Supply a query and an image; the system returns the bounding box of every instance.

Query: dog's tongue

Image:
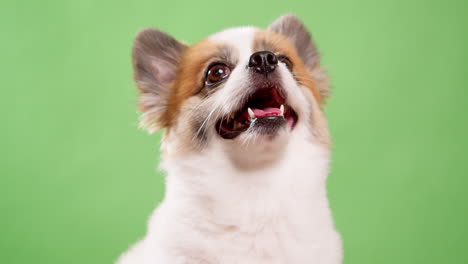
[252,107,281,117]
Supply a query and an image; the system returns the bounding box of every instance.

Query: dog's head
[132,15,331,164]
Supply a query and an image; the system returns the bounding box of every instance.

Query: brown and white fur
[117,14,342,264]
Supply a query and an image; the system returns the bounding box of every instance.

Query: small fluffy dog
[117,14,342,264]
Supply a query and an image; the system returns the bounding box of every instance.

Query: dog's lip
[216,87,298,139]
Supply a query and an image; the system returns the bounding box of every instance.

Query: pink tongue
[252,107,281,117]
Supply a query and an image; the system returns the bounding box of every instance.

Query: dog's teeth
[248,108,255,119]
[280,104,284,116]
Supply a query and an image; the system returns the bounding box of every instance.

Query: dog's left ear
[268,14,319,70]
[268,14,329,99]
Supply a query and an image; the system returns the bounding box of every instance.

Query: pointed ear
[268,14,330,100]
[268,14,319,70]
[132,28,187,132]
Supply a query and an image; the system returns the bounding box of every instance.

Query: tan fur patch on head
[253,30,324,105]
[161,40,231,128]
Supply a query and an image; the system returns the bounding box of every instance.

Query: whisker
[193,107,217,142]
[292,75,317,83]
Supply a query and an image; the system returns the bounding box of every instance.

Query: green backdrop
[1,0,467,263]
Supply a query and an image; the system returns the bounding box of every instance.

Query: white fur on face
[209,26,257,59]
[207,27,257,119]
[164,26,326,157]
[205,27,314,142]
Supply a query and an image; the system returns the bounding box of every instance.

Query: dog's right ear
[132,28,187,132]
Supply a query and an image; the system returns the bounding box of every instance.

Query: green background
[1,0,467,263]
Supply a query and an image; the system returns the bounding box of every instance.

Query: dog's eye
[205,63,231,86]
[277,55,293,71]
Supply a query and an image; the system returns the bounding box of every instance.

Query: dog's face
[133,15,330,163]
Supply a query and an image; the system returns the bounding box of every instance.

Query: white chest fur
[115,134,343,264]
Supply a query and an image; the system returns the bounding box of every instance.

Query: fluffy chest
[152,146,336,263]
[152,188,336,264]
[139,121,344,264]
[195,198,332,264]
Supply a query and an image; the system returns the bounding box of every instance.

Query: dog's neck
[159,128,331,230]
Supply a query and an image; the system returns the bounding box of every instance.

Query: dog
[117,14,342,264]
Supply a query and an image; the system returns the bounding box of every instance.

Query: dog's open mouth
[216,88,298,139]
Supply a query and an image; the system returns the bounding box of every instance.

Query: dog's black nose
[248,51,278,75]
